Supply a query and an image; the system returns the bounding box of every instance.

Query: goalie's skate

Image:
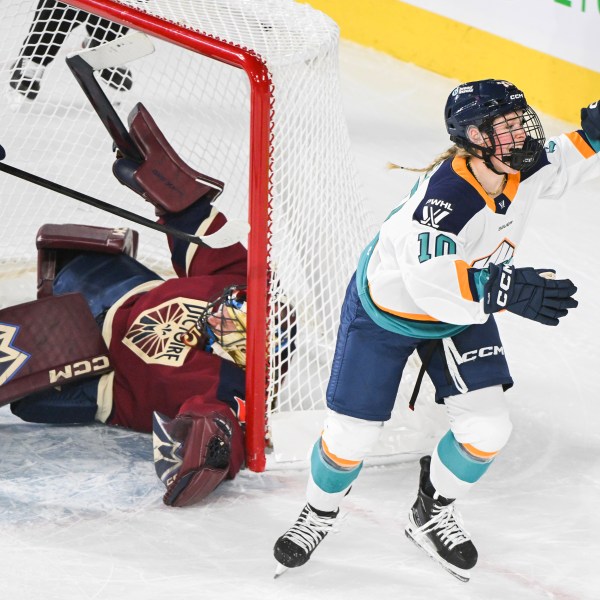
[405,456,478,583]
[9,58,44,101]
[273,503,338,575]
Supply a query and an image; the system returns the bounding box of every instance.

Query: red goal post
[54,0,273,472]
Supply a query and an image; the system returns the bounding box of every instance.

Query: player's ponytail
[387,145,470,174]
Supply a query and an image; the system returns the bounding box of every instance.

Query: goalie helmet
[182,285,248,367]
[182,284,297,370]
[444,79,545,171]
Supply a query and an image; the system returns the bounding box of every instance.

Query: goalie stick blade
[66,31,155,70]
[200,220,249,248]
[66,53,142,162]
[404,527,471,583]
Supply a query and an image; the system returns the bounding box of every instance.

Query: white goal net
[0,0,444,470]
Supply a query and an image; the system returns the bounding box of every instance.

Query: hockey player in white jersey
[273,79,600,581]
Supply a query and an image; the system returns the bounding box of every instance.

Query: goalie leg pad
[53,253,161,320]
[152,403,244,507]
[36,223,139,298]
[113,103,224,215]
[0,293,111,407]
[11,377,100,424]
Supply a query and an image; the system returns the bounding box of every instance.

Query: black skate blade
[405,528,471,583]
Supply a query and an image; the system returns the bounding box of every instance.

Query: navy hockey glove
[483,263,578,326]
[581,101,600,142]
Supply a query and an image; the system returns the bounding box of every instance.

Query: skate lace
[283,506,338,554]
[416,503,471,549]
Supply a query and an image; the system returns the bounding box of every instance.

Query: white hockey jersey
[356,130,600,339]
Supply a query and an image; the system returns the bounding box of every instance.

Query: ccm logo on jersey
[496,265,513,307]
[48,355,110,384]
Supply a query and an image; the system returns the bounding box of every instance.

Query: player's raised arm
[581,100,600,150]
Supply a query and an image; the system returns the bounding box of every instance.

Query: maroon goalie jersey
[97,210,247,435]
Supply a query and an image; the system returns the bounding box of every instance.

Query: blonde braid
[387,145,470,173]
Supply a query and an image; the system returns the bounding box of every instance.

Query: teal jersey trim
[472,269,490,301]
[437,430,494,484]
[356,235,469,340]
[310,441,362,494]
[590,137,600,153]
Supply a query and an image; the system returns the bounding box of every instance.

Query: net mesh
[0,0,443,465]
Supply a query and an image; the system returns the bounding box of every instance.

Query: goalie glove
[152,407,243,507]
[483,263,578,326]
[581,100,600,144]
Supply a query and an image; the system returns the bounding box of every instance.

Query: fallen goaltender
[0,85,257,506]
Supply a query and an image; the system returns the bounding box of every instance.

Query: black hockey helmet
[444,79,545,171]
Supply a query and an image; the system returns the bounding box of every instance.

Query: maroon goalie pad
[117,103,224,215]
[36,223,139,298]
[0,293,111,407]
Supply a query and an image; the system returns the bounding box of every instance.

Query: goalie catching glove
[152,400,244,507]
[482,263,578,326]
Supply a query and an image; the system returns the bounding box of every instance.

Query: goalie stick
[65,32,154,162]
[0,159,248,249]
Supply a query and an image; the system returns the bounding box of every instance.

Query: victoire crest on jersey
[0,323,30,385]
[123,297,209,366]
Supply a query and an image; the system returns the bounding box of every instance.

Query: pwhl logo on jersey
[123,297,209,366]
[0,323,30,385]
[420,199,452,229]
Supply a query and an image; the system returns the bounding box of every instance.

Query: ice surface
[1,41,599,599]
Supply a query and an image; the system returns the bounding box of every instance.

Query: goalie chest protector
[0,293,111,406]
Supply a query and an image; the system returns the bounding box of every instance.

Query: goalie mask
[444,79,546,172]
[183,285,248,367]
[182,284,297,371]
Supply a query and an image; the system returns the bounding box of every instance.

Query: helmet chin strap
[469,124,509,175]
[462,140,507,175]
[482,154,507,175]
